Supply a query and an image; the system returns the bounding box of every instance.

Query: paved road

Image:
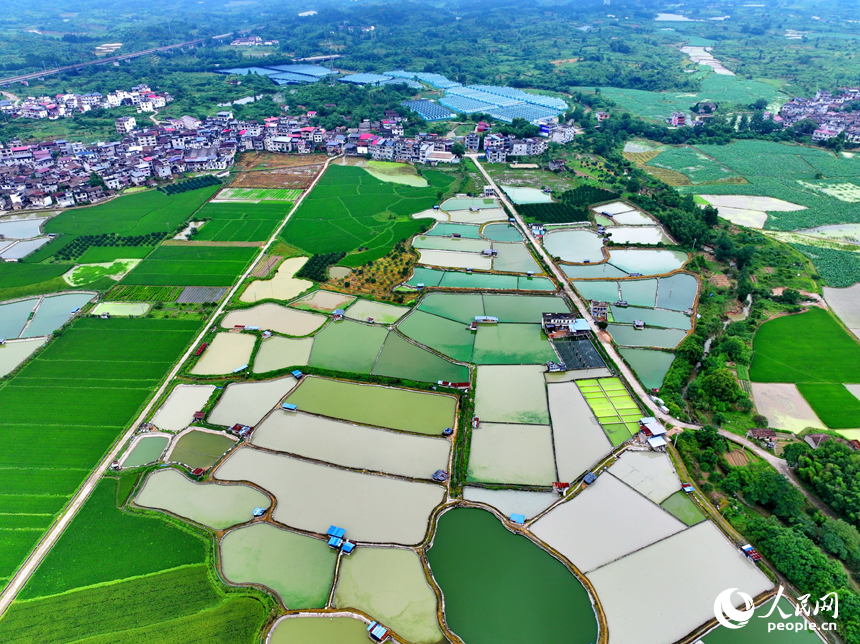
[468,154,698,429]
[0,156,338,617]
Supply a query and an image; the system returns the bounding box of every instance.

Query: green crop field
[797,383,860,429]
[120,245,257,286]
[750,308,860,383]
[219,187,302,201]
[280,165,455,266]
[574,73,782,122]
[106,285,182,302]
[0,565,269,643]
[0,263,71,300]
[0,318,199,587]
[192,201,291,242]
[20,479,206,599]
[75,245,155,263]
[44,187,218,238]
[646,147,742,185]
[789,244,860,288]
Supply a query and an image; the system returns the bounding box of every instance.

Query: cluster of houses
[779,88,860,143]
[229,36,279,47]
[0,100,582,210]
[0,83,173,120]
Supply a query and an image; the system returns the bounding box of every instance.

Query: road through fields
[0,155,339,617]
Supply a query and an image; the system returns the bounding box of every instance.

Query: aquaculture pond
[426,508,598,644]
[253,336,313,373]
[209,376,298,427]
[0,298,37,339]
[412,236,488,253]
[284,377,457,435]
[120,435,169,467]
[562,263,628,279]
[371,332,469,383]
[492,244,541,274]
[334,548,445,644]
[618,348,676,390]
[190,332,255,375]
[220,522,336,609]
[90,302,151,317]
[241,256,312,302]
[543,230,605,263]
[269,616,370,644]
[607,226,675,245]
[151,384,216,432]
[251,411,450,479]
[501,186,552,204]
[426,222,482,238]
[222,303,325,336]
[607,249,687,275]
[309,320,387,374]
[21,293,95,338]
[482,223,523,242]
[290,289,355,313]
[345,299,409,324]
[167,430,237,470]
[700,598,822,644]
[406,267,555,291]
[135,468,269,529]
[610,306,691,329]
[0,338,43,377]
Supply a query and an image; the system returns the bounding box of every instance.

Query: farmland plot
[193,201,291,242]
[122,245,256,287]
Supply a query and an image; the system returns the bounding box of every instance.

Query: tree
[451,143,466,158]
[88,172,105,188]
[700,368,743,403]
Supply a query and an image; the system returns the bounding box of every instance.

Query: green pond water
[269,616,370,644]
[493,244,541,273]
[412,236,489,252]
[122,436,169,467]
[427,508,598,644]
[618,348,675,390]
[170,431,236,469]
[608,249,688,275]
[22,293,94,338]
[399,310,475,363]
[701,598,822,644]
[473,324,556,364]
[657,273,699,311]
[482,224,523,242]
[618,279,658,307]
[372,332,469,383]
[0,298,37,339]
[309,319,388,374]
[543,230,605,263]
[482,294,567,322]
[285,377,456,434]
[608,325,687,349]
[407,267,553,291]
[610,306,691,329]
[571,280,619,302]
[220,523,335,609]
[419,292,485,324]
[501,186,553,204]
[660,490,705,526]
[441,197,497,211]
[426,222,482,239]
[563,263,628,279]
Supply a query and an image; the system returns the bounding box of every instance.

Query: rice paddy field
[280,165,454,266]
[192,201,292,242]
[121,245,257,287]
[0,317,199,587]
[44,187,218,237]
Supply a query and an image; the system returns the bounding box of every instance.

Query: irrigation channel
[0,155,344,617]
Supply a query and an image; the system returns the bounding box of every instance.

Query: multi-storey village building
[779,88,860,143]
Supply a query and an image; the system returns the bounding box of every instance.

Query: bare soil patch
[236,152,327,171]
[725,450,749,466]
[231,164,322,189]
[709,273,730,288]
[252,254,283,278]
[550,58,581,66]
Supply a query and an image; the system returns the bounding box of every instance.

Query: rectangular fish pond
[119,434,170,468]
[406,267,555,291]
[284,376,457,435]
[166,429,237,470]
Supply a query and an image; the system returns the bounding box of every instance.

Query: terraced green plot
[577,378,641,445]
[193,201,291,242]
[0,318,199,587]
[121,245,257,286]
